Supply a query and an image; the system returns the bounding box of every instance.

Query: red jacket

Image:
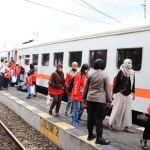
[26,76,32,86]
[65,70,78,95]
[10,64,16,75]
[32,71,37,82]
[48,86,64,96]
[71,74,87,101]
[148,105,150,115]
[4,68,10,79]
[16,65,21,76]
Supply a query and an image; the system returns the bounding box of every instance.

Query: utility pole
[142,0,146,19]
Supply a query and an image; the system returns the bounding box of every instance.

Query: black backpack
[20,66,25,74]
[67,77,74,93]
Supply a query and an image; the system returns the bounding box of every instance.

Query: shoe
[33,95,36,97]
[108,124,113,130]
[69,114,74,123]
[26,97,31,99]
[140,139,148,150]
[73,121,82,127]
[49,110,52,115]
[95,138,110,145]
[87,134,96,141]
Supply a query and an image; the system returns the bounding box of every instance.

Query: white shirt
[0,63,5,73]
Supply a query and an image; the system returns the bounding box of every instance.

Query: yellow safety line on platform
[25,106,38,110]
[55,122,75,130]
[2,92,11,96]
[38,113,53,119]
[8,96,17,99]
[16,100,26,104]
[79,135,96,147]
[0,91,5,93]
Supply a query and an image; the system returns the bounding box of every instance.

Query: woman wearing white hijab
[108,59,135,132]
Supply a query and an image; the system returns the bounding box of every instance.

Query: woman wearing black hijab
[83,59,112,145]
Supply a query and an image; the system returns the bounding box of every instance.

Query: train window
[25,55,30,65]
[69,52,82,67]
[32,54,39,65]
[117,48,142,71]
[42,53,50,66]
[89,50,107,69]
[54,53,63,66]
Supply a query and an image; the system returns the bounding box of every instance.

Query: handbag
[11,76,16,83]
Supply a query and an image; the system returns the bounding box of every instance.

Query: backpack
[20,66,25,74]
[67,77,74,93]
[113,71,124,88]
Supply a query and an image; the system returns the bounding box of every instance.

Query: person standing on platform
[83,59,112,145]
[10,61,16,86]
[48,63,65,118]
[65,62,78,116]
[0,59,5,90]
[108,59,135,132]
[26,72,32,99]
[31,68,37,97]
[3,63,10,90]
[70,64,90,127]
[16,62,21,84]
[140,105,150,150]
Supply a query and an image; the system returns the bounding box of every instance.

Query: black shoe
[87,134,96,141]
[33,95,36,97]
[26,97,31,99]
[95,138,110,145]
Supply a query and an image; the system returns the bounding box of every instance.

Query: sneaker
[26,97,31,99]
[87,134,96,141]
[33,95,36,97]
[95,138,110,145]
[73,121,82,127]
[69,114,74,123]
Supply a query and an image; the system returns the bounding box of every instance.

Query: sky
[0,0,150,49]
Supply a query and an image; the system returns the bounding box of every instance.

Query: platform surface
[3,86,150,150]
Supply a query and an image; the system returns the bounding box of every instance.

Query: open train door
[14,51,18,63]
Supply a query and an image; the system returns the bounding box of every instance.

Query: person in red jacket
[16,62,21,84]
[48,63,65,118]
[10,61,16,86]
[140,105,150,149]
[32,70,37,97]
[26,72,32,99]
[65,62,78,116]
[3,65,10,90]
[70,64,90,127]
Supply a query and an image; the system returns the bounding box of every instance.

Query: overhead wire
[79,0,121,23]
[24,0,113,25]
[100,0,141,19]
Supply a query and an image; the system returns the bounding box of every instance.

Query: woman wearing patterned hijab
[108,59,135,132]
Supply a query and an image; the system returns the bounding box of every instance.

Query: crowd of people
[0,57,149,148]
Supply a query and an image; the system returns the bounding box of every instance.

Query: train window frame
[41,53,50,66]
[117,48,143,71]
[54,52,63,66]
[69,51,82,67]
[32,54,39,65]
[89,50,107,69]
[24,55,30,65]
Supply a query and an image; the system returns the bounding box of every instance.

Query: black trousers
[3,78,9,89]
[143,115,150,139]
[87,101,106,138]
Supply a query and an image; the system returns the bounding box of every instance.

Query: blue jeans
[17,75,20,83]
[72,100,84,123]
[0,73,4,89]
[26,86,31,97]
[78,101,84,119]
[65,96,74,114]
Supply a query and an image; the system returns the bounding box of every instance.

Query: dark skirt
[143,115,150,139]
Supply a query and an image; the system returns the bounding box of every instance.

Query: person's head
[33,62,37,66]
[30,64,34,69]
[16,61,19,66]
[94,59,105,70]
[72,62,78,71]
[80,63,90,75]
[1,59,4,63]
[123,59,132,69]
[56,63,63,72]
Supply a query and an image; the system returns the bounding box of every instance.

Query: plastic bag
[46,95,53,109]
[11,76,16,83]
[30,85,35,95]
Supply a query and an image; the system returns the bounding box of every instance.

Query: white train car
[3,21,150,116]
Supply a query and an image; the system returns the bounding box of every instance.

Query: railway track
[0,120,26,150]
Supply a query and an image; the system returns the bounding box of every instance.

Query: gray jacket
[83,69,112,104]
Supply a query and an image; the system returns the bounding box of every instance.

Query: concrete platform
[0,86,149,150]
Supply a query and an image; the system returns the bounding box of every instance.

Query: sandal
[108,124,113,130]
[140,139,148,150]
[55,114,61,118]
[49,110,52,115]
[124,127,134,133]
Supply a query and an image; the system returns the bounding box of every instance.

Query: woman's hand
[108,103,112,108]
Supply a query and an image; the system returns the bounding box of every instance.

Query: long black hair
[94,59,105,70]
[80,63,90,75]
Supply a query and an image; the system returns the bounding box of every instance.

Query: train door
[14,51,17,62]
[8,52,10,62]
